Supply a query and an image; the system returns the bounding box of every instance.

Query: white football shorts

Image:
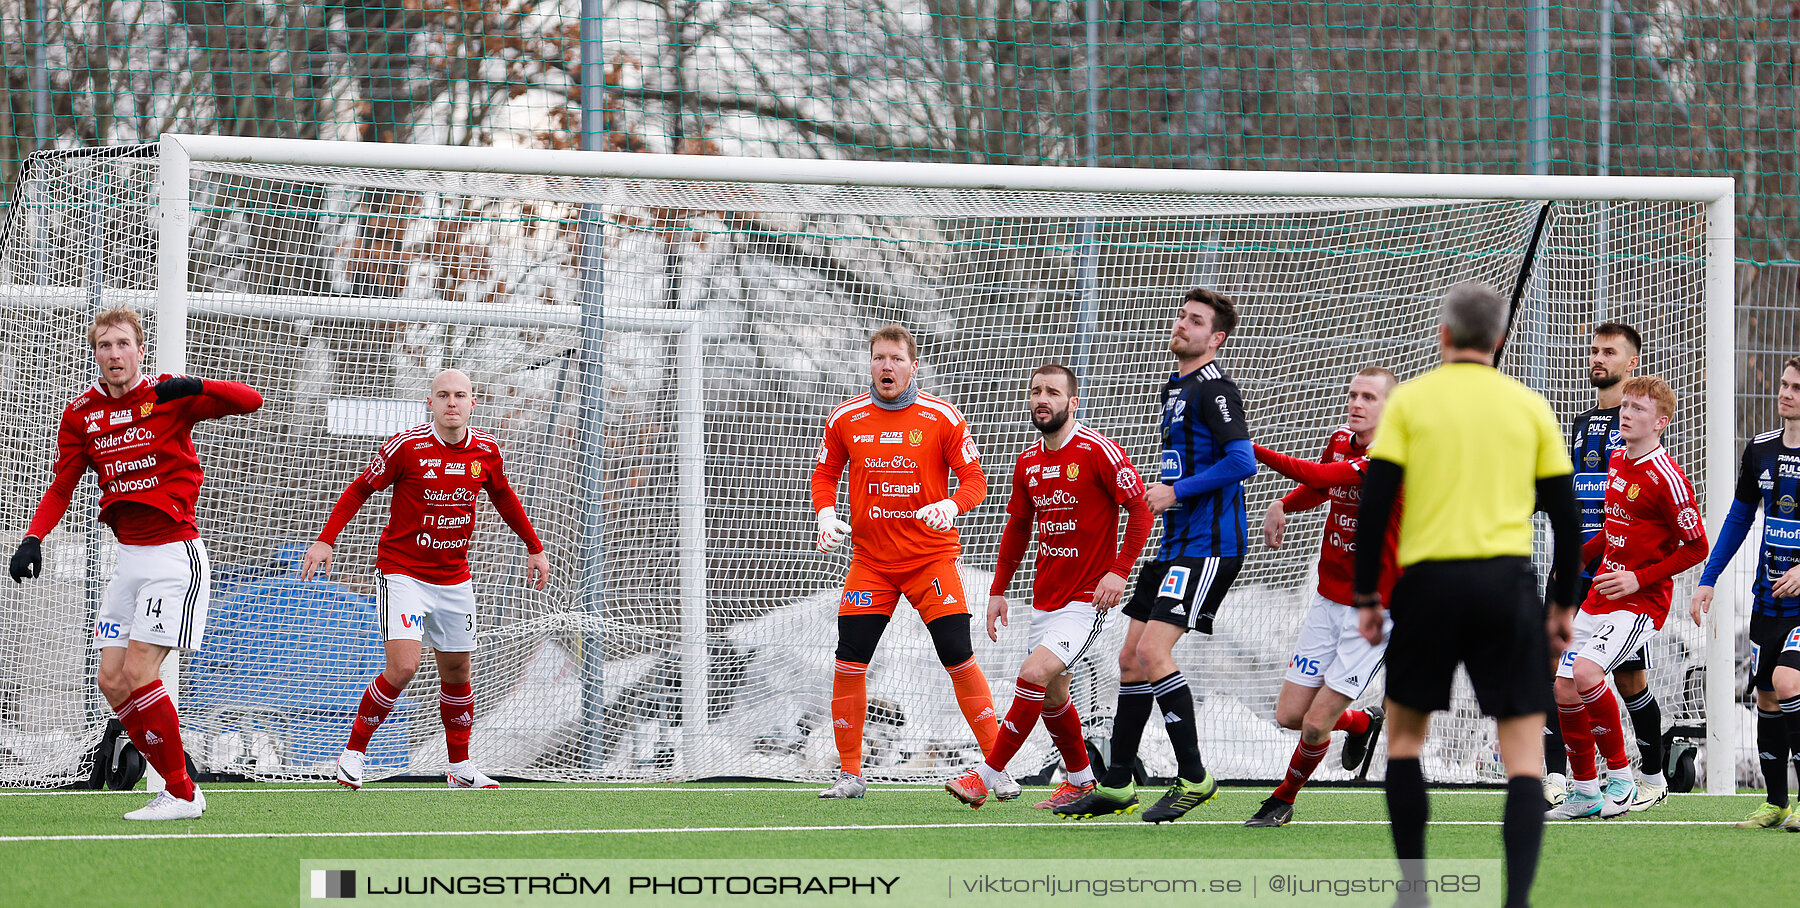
[1557,608,1657,679]
[1027,602,1111,674]
[1283,593,1389,698]
[95,539,211,652]
[379,571,478,653]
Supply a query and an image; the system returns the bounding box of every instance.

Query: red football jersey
[318,424,544,585]
[810,392,986,567]
[27,375,264,545]
[1260,427,1401,606]
[992,424,1151,611]
[1580,446,1708,628]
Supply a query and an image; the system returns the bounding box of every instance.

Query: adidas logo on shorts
[1170,604,1186,615]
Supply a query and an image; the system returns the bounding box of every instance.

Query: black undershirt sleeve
[1537,473,1580,609]
[1353,458,1402,599]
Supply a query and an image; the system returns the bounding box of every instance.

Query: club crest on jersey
[1780,494,1796,516]
[139,402,155,417]
[470,461,482,479]
[1118,467,1136,490]
[1626,483,1640,501]
[1066,463,1079,480]
[908,429,922,446]
[1584,449,1601,469]
[1677,507,1700,532]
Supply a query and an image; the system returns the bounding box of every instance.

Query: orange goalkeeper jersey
[811,392,987,567]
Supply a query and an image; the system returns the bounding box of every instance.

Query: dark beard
[1032,407,1070,435]
[1590,371,1623,390]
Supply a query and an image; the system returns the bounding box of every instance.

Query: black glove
[154,376,204,403]
[10,537,42,583]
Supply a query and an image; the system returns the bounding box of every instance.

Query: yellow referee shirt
[1368,362,1572,566]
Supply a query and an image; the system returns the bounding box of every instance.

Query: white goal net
[0,138,1733,790]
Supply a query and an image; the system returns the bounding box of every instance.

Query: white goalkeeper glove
[916,498,960,533]
[816,507,852,553]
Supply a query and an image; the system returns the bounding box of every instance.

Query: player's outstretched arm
[1352,458,1402,644]
[1253,443,1364,491]
[159,376,264,417]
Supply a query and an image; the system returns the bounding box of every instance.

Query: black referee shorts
[1385,556,1553,719]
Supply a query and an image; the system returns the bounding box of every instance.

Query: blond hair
[88,308,145,347]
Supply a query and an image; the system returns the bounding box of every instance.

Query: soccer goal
[0,136,1735,793]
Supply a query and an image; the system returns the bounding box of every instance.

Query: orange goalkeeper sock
[831,660,868,777]
[946,657,999,756]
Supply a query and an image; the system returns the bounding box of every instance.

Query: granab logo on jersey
[422,513,471,529]
[1041,519,1078,534]
[867,481,921,496]
[102,453,157,478]
[908,429,923,446]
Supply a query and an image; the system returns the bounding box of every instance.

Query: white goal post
[0,134,1735,794]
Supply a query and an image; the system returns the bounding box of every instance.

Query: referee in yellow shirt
[1352,281,1580,908]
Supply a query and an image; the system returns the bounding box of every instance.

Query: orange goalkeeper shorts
[838,556,970,624]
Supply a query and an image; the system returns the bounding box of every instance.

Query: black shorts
[1749,612,1800,692]
[1123,556,1243,635]
[1385,557,1553,719]
[1574,573,1650,673]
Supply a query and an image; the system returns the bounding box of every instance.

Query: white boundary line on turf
[0,786,1731,797]
[0,818,1743,843]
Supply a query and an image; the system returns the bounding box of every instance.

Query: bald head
[428,369,477,439]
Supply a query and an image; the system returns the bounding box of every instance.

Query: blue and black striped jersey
[1570,405,1624,576]
[1155,361,1251,559]
[1734,430,1800,619]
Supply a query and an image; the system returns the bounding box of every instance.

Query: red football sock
[440,681,474,764]
[1041,699,1090,774]
[346,673,403,753]
[984,679,1045,773]
[1272,738,1330,803]
[831,660,868,777]
[1333,709,1371,736]
[1558,700,1599,782]
[1580,682,1631,772]
[123,682,195,801]
[946,657,999,756]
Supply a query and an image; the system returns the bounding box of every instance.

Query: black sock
[1758,709,1790,807]
[1102,682,1155,788]
[1623,687,1663,776]
[1151,671,1205,781]
[1782,695,1800,795]
[1542,720,1566,775]
[1502,776,1546,908]
[1384,757,1428,861]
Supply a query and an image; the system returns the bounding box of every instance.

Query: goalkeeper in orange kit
[809,324,1006,799]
